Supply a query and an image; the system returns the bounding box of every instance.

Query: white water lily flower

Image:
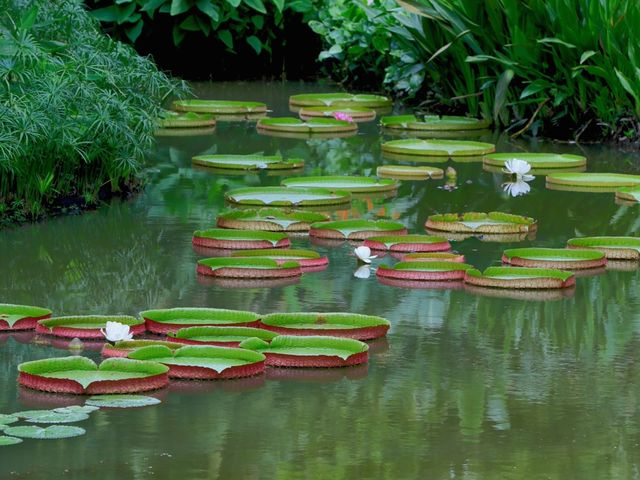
[502,179,531,197]
[503,159,535,182]
[354,265,372,279]
[354,246,377,263]
[100,321,133,343]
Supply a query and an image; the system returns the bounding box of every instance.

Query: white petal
[354,246,373,263]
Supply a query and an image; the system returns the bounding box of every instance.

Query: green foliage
[86,0,315,52]
[0,0,186,219]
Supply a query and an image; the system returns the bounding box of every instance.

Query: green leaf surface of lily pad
[240,335,368,360]
[86,395,161,408]
[173,99,267,114]
[0,436,23,446]
[381,139,495,157]
[281,176,398,193]
[225,187,352,207]
[4,425,86,439]
[484,152,586,169]
[217,209,329,231]
[0,414,18,425]
[192,154,303,171]
[381,115,490,131]
[140,308,260,327]
[546,172,640,188]
[198,257,300,272]
[289,93,391,108]
[376,165,444,179]
[169,326,277,343]
[0,303,52,328]
[258,117,357,133]
[23,412,89,424]
[192,228,289,245]
[310,219,406,237]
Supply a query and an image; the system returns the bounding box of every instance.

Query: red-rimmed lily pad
[363,234,451,253]
[18,356,169,394]
[141,307,261,335]
[381,115,490,131]
[101,340,182,358]
[289,93,391,109]
[502,247,607,269]
[192,228,290,250]
[309,219,407,240]
[484,152,586,170]
[172,99,267,114]
[299,106,376,122]
[231,249,328,268]
[281,176,398,193]
[225,187,352,208]
[158,110,216,128]
[168,326,277,347]
[257,117,357,134]
[566,237,640,260]
[36,315,145,339]
[128,345,266,380]
[216,209,329,232]
[192,154,303,171]
[381,139,495,157]
[403,252,466,263]
[3,425,85,440]
[239,335,369,368]
[257,312,390,340]
[376,165,444,180]
[376,261,474,281]
[197,257,302,279]
[425,212,537,234]
[0,303,52,331]
[464,267,576,289]
[546,173,640,192]
[616,186,640,203]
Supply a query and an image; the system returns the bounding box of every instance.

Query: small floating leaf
[4,425,86,439]
[0,414,18,425]
[0,436,23,446]
[53,405,100,415]
[86,395,161,408]
[24,412,89,424]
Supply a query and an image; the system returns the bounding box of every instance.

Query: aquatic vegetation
[381,139,495,157]
[257,313,390,340]
[141,308,261,334]
[376,165,444,180]
[3,425,85,440]
[502,247,607,270]
[354,246,377,264]
[281,176,398,193]
[425,212,537,234]
[191,229,290,250]
[257,117,358,134]
[85,395,161,408]
[100,321,133,344]
[216,209,329,232]
[376,261,474,281]
[464,267,576,289]
[192,155,303,171]
[36,316,145,339]
[566,237,640,260]
[225,187,352,208]
[101,340,182,358]
[173,100,267,114]
[197,257,302,279]
[289,93,392,109]
[158,111,216,129]
[616,186,640,203]
[309,219,408,240]
[381,115,490,131]
[299,107,376,122]
[0,304,52,331]
[363,235,451,253]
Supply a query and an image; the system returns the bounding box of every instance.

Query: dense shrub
[0,0,186,220]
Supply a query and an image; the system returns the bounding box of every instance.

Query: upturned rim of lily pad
[363,234,451,252]
[225,186,352,207]
[403,252,466,263]
[155,126,216,137]
[281,176,399,193]
[566,236,640,260]
[289,93,392,108]
[425,212,537,234]
[192,228,290,250]
[464,266,576,289]
[0,303,52,331]
[299,106,376,121]
[140,307,261,335]
[172,99,267,114]
[546,172,640,188]
[18,356,169,394]
[380,115,491,131]
[381,139,496,157]
[197,257,302,279]
[615,186,640,203]
[158,110,217,128]
[258,312,390,341]
[127,345,266,380]
[376,261,474,281]
[484,152,586,169]
[376,165,444,180]
[168,326,277,346]
[191,154,304,171]
[239,335,369,367]
[216,208,329,232]
[257,117,358,133]
[309,219,407,240]
[502,247,607,269]
[101,339,182,358]
[36,315,144,339]
[231,248,328,268]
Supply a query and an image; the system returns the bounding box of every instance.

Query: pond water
[1,82,640,479]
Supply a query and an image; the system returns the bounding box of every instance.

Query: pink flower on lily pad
[333,112,354,123]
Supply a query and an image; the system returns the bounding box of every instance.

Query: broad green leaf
[243,0,267,14]
[247,36,262,55]
[90,6,119,22]
[218,29,233,49]
[179,14,200,31]
[172,24,186,45]
[170,0,192,16]
[520,80,549,99]
[493,69,514,122]
[271,0,284,12]
[226,0,241,6]
[196,0,219,21]
[580,50,597,64]
[20,6,38,29]
[125,20,144,42]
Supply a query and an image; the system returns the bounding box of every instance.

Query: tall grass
[0,0,186,220]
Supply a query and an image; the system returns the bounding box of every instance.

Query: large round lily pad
[36,315,145,339]
[18,356,169,394]
[168,326,277,347]
[616,186,640,203]
[231,248,328,268]
[239,335,369,367]
[173,99,267,114]
[101,339,182,358]
[403,252,466,263]
[281,176,398,193]
[546,173,640,192]
[381,115,490,131]
[3,425,85,439]
[197,257,302,279]
[257,117,357,134]
[289,93,391,108]
[567,236,640,260]
[0,303,52,331]
[363,234,450,253]
[484,152,586,170]
[192,154,303,171]
[128,345,266,380]
[158,110,216,128]
[192,228,290,250]
[464,267,575,289]
[258,312,390,340]
[225,187,352,208]
[376,261,474,281]
[381,139,495,157]
[299,106,376,122]
[141,307,260,335]
[309,219,407,240]
[376,165,444,180]
[502,247,607,269]
[85,395,161,408]
[217,209,329,232]
[425,212,537,234]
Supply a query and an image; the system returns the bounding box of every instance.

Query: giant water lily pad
[168,326,277,346]
[425,212,537,234]
[309,219,407,240]
[192,154,303,171]
[616,186,640,203]
[381,139,495,157]
[231,249,328,268]
[363,234,450,253]
[376,165,444,180]
[173,99,267,114]
[18,356,169,394]
[258,313,390,340]
[239,335,369,367]
[141,307,260,335]
[281,176,398,193]
[257,117,357,134]
[225,187,352,207]
[158,110,216,128]
[484,152,586,170]
[299,106,376,121]
[192,228,290,250]
[128,345,266,379]
[3,425,85,439]
[0,435,22,446]
[36,315,145,339]
[502,247,607,269]
[546,173,640,192]
[376,261,474,282]
[216,209,329,232]
[197,257,302,279]
[381,115,490,131]
[289,93,391,108]
[0,303,52,331]
[566,237,640,260]
[403,252,466,263]
[102,339,182,358]
[86,395,161,408]
[464,267,575,289]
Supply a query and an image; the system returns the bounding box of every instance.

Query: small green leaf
[580,50,596,64]
[246,36,262,54]
[226,0,241,6]
[243,0,266,14]
[170,0,192,16]
[86,395,161,408]
[90,6,119,22]
[196,0,219,21]
[172,24,186,45]
[494,69,514,122]
[179,14,200,31]
[218,29,233,49]
[271,0,284,12]
[125,20,144,42]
